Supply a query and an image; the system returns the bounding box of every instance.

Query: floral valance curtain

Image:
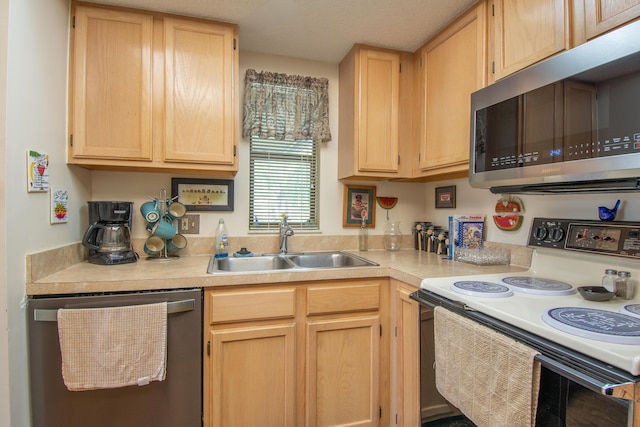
[242,69,332,143]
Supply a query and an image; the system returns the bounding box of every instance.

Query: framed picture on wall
[435,185,456,209]
[343,184,376,227]
[171,178,234,211]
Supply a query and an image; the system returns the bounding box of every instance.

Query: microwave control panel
[528,218,640,259]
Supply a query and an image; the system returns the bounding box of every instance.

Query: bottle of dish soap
[214,218,229,258]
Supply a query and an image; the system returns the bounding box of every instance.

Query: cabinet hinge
[207,341,210,356]
[69,134,73,147]
[233,38,237,50]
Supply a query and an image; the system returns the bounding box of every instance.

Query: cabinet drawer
[307,282,380,315]
[208,289,296,324]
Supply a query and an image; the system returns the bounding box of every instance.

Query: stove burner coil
[450,281,514,298]
[502,276,576,295]
[620,304,640,319]
[543,307,640,345]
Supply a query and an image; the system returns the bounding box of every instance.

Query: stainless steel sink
[207,251,378,274]
[286,252,378,268]
[208,255,295,273]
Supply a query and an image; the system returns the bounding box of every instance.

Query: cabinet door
[585,0,640,38]
[164,18,237,166]
[307,316,380,427]
[70,6,153,160]
[358,48,400,173]
[492,0,568,81]
[418,3,486,173]
[393,285,420,427]
[207,324,296,427]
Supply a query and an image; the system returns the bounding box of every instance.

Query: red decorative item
[376,197,398,220]
[492,195,524,231]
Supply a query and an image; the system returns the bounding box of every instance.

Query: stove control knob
[549,227,565,242]
[533,226,548,240]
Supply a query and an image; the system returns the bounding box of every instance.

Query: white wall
[93,51,427,240]
[0,0,9,424]
[423,177,640,246]
[3,0,92,425]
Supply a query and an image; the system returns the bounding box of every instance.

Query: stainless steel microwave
[470,20,640,194]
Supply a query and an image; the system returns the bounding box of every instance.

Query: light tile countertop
[26,248,530,296]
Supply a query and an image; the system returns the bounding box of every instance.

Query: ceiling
[81,0,477,63]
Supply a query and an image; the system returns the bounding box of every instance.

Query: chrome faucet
[279,214,294,254]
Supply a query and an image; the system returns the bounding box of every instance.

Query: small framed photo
[343,184,376,227]
[435,185,456,209]
[171,178,234,211]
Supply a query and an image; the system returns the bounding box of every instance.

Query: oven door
[411,289,635,427]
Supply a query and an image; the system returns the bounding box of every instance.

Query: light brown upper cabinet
[583,0,640,39]
[490,0,569,82]
[68,3,238,175]
[412,2,486,180]
[69,6,154,162]
[339,45,413,180]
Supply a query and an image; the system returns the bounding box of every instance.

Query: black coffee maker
[82,201,138,265]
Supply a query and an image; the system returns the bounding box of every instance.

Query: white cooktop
[421,248,640,376]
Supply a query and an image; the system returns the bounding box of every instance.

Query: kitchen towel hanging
[433,307,541,427]
[57,302,168,391]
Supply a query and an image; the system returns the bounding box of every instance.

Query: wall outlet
[180,214,200,234]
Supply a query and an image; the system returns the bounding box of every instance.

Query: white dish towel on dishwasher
[57,302,168,391]
[434,306,541,427]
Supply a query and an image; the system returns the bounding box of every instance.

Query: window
[243,69,330,232]
[249,138,319,231]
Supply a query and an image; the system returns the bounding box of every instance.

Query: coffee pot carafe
[82,201,138,265]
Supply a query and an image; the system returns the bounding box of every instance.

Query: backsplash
[27,237,532,283]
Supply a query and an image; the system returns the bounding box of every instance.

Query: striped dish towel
[57,302,168,391]
[434,306,541,427]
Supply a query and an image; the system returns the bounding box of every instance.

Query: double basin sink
[207,251,378,274]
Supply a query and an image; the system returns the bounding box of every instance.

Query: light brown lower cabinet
[208,324,296,426]
[392,281,421,426]
[204,279,386,427]
[391,280,459,425]
[307,316,380,426]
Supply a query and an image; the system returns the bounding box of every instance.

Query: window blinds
[249,138,319,231]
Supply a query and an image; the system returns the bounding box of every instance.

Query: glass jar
[602,268,618,292]
[383,221,403,251]
[615,271,635,300]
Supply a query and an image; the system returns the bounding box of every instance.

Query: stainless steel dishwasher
[28,288,202,427]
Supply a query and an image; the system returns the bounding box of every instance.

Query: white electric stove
[419,218,640,376]
[413,217,640,426]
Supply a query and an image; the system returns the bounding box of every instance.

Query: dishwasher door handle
[33,299,196,322]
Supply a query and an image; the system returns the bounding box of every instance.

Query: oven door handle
[536,354,635,399]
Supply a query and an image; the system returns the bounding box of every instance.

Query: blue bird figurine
[598,199,620,221]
